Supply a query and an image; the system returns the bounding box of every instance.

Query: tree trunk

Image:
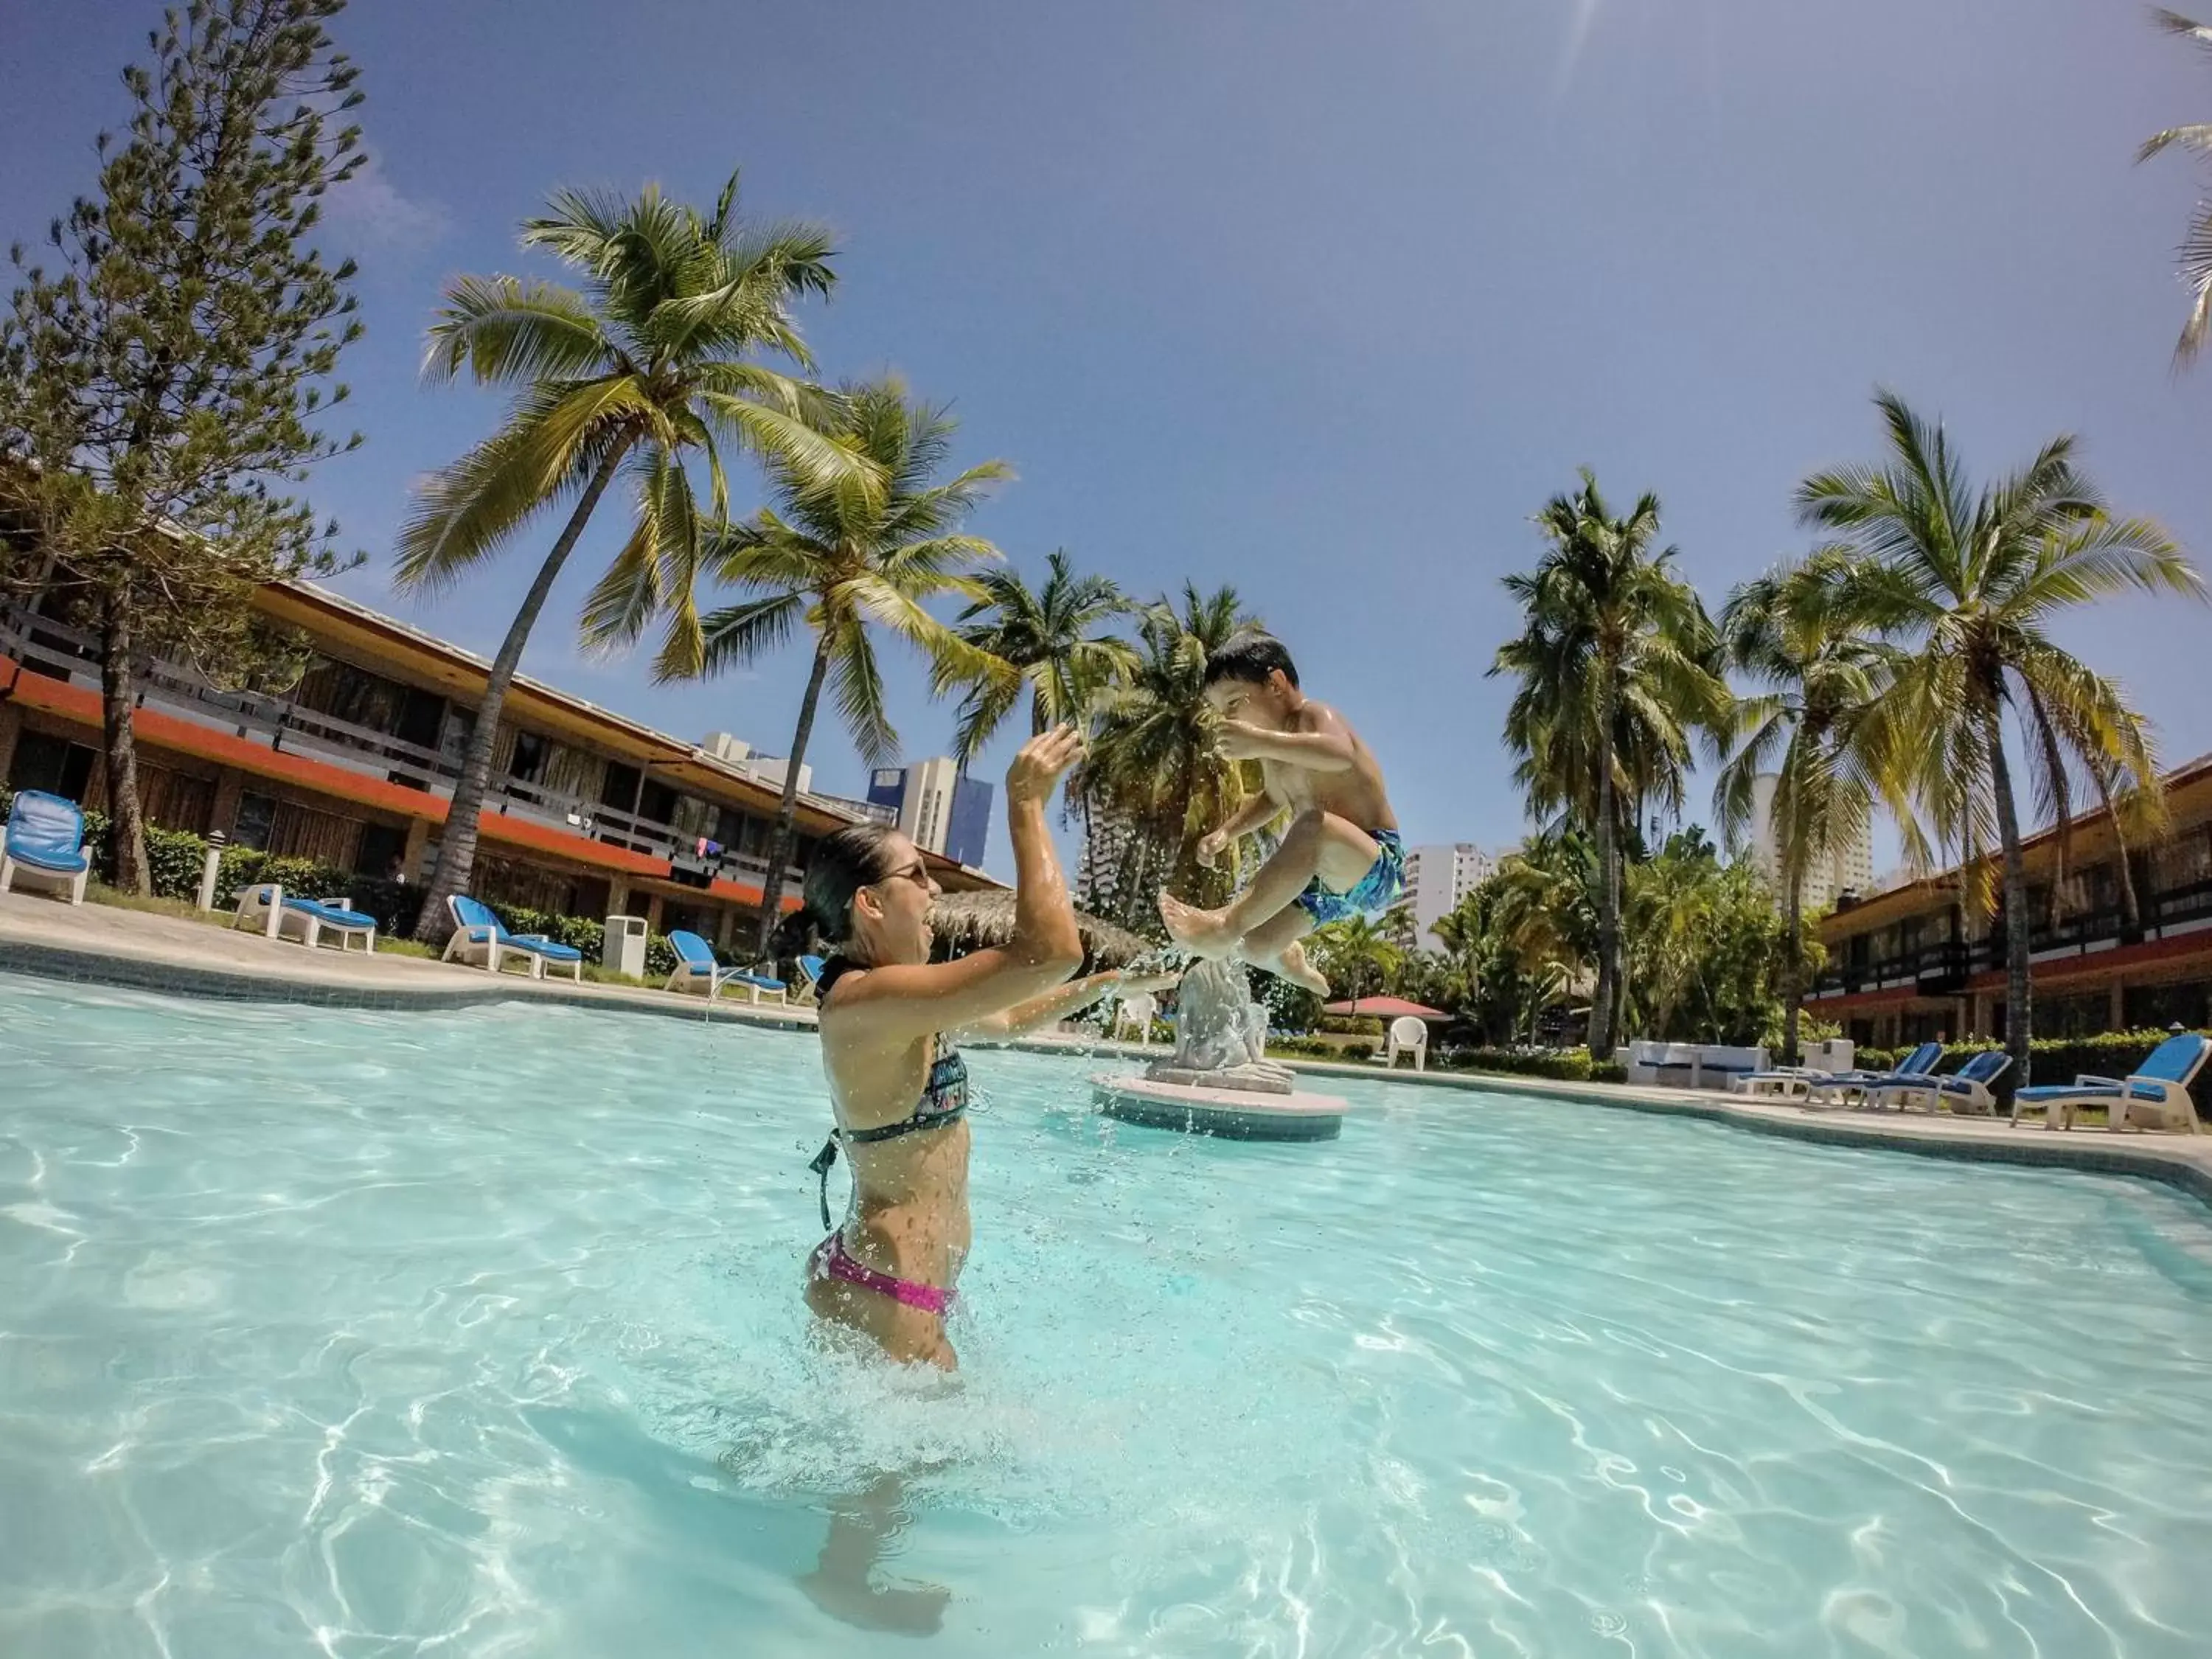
[1781,872,1804,1066]
[1987,714,2034,1089]
[751,627,836,958]
[97,587,151,897]
[1588,667,1623,1060]
[411,439,633,942]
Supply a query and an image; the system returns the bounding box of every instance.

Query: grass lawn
[86,884,231,925]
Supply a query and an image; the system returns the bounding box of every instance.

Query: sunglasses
[872,859,933,892]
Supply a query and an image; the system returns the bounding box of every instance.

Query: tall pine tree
[0,0,366,891]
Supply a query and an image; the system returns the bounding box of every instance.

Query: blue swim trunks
[1293,828,1405,927]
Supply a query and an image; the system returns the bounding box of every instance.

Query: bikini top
[807,955,972,1228]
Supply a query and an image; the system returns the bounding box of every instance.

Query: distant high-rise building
[1747,772,1875,911]
[1397,842,1495,948]
[866,757,995,866]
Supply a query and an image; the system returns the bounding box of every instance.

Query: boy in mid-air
[1158,635,1403,996]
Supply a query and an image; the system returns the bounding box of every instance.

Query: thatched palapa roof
[929,889,1152,967]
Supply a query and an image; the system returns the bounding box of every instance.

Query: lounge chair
[231,883,377,953]
[1803,1043,1944,1110]
[793,953,829,1007]
[2011,1032,2211,1134]
[664,930,787,1004]
[1872,1048,2012,1116]
[1109,991,1158,1043]
[1,789,91,905]
[441,895,584,981]
[1382,1015,1428,1071]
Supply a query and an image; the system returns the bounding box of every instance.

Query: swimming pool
[3,972,2211,1658]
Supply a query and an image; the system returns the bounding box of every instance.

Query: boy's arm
[1220,705,1359,771]
[1206,790,1284,846]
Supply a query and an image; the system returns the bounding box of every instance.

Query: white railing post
[197,831,226,912]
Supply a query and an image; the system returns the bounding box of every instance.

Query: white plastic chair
[1384,1015,1428,1071]
[1109,992,1157,1044]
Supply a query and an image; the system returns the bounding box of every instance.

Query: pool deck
[7,888,2211,1205]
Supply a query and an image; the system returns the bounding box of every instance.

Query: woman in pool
[801,724,1178,1369]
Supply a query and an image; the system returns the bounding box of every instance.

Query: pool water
[4,975,2212,1658]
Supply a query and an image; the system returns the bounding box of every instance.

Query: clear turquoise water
[4,973,2212,1658]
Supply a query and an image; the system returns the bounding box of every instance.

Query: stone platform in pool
[1091,1073,1348,1140]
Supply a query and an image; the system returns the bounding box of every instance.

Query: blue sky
[7,0,2211,880]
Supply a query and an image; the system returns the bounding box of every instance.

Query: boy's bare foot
[1158,892,1238,957]
[1276,939,1331,997]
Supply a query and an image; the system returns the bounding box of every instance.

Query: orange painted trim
[1965,930,2212,992]
[1801,987,1950,1015]
[475,810,669,877]
[6,664,673,883]
[9,667,443,818]
[706,873,804,914]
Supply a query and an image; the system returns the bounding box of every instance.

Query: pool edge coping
[9,935,2211,1211]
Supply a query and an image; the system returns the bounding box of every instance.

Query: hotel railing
[3,602,814,888]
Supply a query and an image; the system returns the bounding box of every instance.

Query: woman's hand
[1005,724,1083,810]
[1195,829,1228,869]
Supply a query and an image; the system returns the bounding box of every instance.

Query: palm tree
[1309,914,1402,1012]
[1798,392,2202,1085]
[1076,584,1261,925]
[395,173,852,940]
[2141,10,2212,365]
[661,378,1009,955]
[941,548,1135,764]
[1714,549,1905,1062]
[1487,830,1599,1043]
[1490,470,1733,1059]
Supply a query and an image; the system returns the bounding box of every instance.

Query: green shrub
[1318,1014,1385,1037]
[1439,1047,1599,1083]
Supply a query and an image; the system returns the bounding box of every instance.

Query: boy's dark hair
[1203,633,1299,689]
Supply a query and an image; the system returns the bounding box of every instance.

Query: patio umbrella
[1321,994,1447,1020]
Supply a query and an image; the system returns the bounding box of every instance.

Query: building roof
[254,580,1001,888]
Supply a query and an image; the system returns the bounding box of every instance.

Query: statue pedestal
[1092,959,1345,1141]
[1090,1074,1346,1141]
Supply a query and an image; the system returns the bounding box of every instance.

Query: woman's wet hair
[802,821,904,943]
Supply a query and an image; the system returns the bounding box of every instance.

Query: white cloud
[326,150,449,251]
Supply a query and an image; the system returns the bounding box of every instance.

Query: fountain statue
[1091,958,1346,1141]
[1141,957,1297,1093]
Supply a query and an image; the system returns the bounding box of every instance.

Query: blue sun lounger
[1801,1042,1944,1110]
[2011,1031,2210,1134]
[1,789,91,905]
[1871,1048,2012,1116]
[665,930,787,1004]
[232,883,378,952]
[442,895,584,981]
[793,953,829,1007]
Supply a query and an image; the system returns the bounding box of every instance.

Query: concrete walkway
[6,888,2211,1206]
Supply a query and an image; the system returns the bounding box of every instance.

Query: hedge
[1318,1013,1385,1037]
[1437,1047,1630,1086]
[1270,1036,1377,1062]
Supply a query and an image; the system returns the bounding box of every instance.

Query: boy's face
[1205,669,1295,729]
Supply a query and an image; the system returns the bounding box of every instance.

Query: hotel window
[507,728,549,786]
[6,730,96,801]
